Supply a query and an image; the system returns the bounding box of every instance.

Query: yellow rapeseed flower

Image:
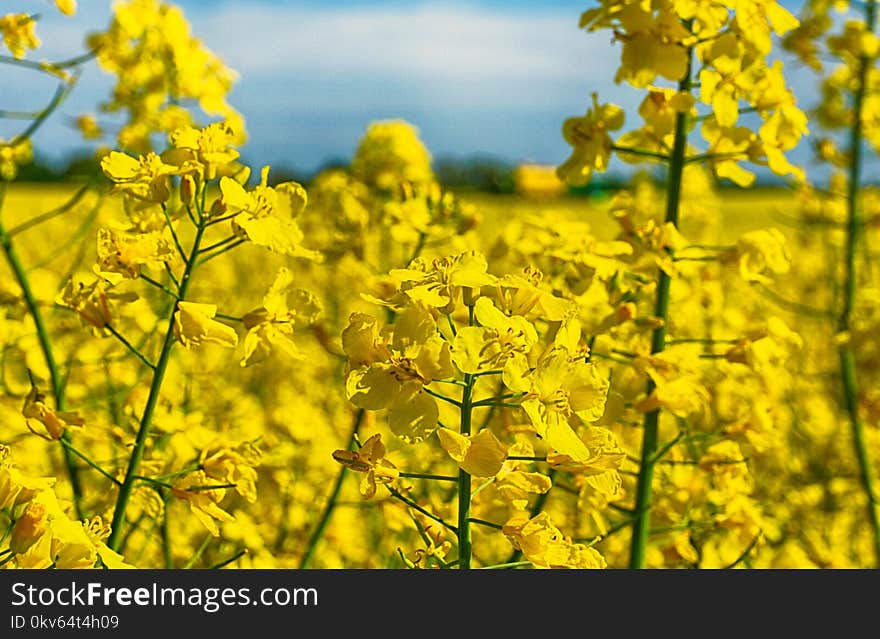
[173,301,239,349]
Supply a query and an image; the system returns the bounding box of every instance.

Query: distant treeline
[19,151,800,194]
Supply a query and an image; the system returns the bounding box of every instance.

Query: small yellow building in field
[513,163,567,198]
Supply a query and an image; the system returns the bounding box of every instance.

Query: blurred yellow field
[2,0,879,573]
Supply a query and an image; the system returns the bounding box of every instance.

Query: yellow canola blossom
[503,512,606,569]
[171,471,235,537]
[450,296,537,385]
[0,13,39,59]
[518,348,610,462]
[55,1,77,16]
[1,446,132,568]
[87,0,245,152]
[173,301,238,349]
[342,304,455,442]
[0,138,33,182]
[390,250,498,312]
[221,167,322,261]
[332,433,400,499]
[21,379,85,441]
[557,94,624,186]
[351,120,435,191]
[240,267,322,367]
[436,428,509,477]
[101,151,181,203]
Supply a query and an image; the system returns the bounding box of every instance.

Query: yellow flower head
[172,470,235,537]
[450,296,537,383]
[201,442,261,503]
[221,167,322,260]
[519,348,610,461]
[55,0,77,16]
[0,138,34,181]
[0,13,40,59]
[240,267,322,367]
[21,377,85,441]
[436,427,509,477]
[351,120,435,191]
[391,250,498,313]
[503,512,606,569]
[0,447,55,511]
[732,227,791,283]
[173,301,239,349]
[557,93,625,186]
[96,227,175,279]
[101,151,180,203]
[332,433,400,499]
[343,304,455,442]
[167,121,241,180]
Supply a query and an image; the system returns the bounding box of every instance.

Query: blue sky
[5,1,838,180]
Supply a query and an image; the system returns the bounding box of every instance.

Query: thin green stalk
[196,239,245,267]
[7,182,92,237]
[611,145,671,162]
[457,304,477,569]
[386,485,457,533]
[11,77,78,147]
[469,517,503,530]
[629,36,693,570]
[139,273,179,299]
[838,0,880,566]
[399,472,459,482]
[197,235,239,254]
[58,439,120,486]
[108,216,207,551]
[0,187,84,520]
[299,408,365,568]
[105,324,156,370]
[423,386,462,407]
[478,561,533,570]
[183,534,212,569]
[210,549,247,569]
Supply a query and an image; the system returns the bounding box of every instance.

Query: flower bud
[209,197,226,218]
[180,174,196,205]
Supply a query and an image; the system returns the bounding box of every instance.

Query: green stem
[423,386,461,407]
[457,305,476,569]
[629,35,693,570]
[139,273,179,299]
[299,408,364,568]
[386,485,457,534]
[7,182,92,238]
[105,324,156,370]
[108,215,207,550]
[58,439,120,486]
[183,535,212,569]
[0,187,84,520]
[472,392,525,407]
[210,549,247,569]
[399,472,459,482]
[468,517,503,530]
[611,145,671,162]
[11,77,78,147]
[195,239,245,267]
[839,0,880,567]
[478,561,533,570]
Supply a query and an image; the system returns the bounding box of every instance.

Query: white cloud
[19,1,624,169]
[191,3,599,81]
